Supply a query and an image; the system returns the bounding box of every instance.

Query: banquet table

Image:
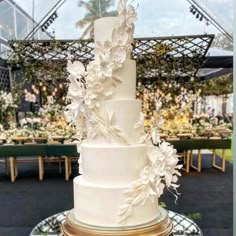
[0,144,79,182]
[0,139,231,182]
[167,138,231,173]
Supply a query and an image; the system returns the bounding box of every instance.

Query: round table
[30,210,202,236]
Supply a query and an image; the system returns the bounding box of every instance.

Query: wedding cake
[65,0,181,230]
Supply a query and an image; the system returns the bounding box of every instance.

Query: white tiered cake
[73,16,158,226]
[65,0,181,232]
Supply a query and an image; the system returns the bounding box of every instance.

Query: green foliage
[200,74,233,96]
[159,201,167,208]
[8,40,69,106]
[184,212,201,221]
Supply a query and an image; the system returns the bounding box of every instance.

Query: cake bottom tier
[74,176,158,227]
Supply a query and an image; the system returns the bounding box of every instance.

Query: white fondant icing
[87,100,143,145]
[94,17,119,44]
[81,144,147,185]
[74,176,158,227]
[111,59,136,100]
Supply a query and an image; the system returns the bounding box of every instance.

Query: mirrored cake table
[30,210,202,236]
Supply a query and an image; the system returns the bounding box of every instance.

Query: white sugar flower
[88,58,113,80]
[111,46,127,68]
[140,166,155,185]
[67,61,86,78]
[147,145,159,164]
[118,0,128,15]
[157,142,178,161]
[67,81,86,99]
[83,91,98,110]
[118,3,137,32]
[65,103,80,121]
[112,27,130,47]
[67,78,86,99]
[94,40,112,60]
[155,179,165,197]
[126,5,137,29]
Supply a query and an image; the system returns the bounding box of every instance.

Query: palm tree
[76,0,118,39]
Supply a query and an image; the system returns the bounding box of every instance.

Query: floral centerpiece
[0,90,17,127]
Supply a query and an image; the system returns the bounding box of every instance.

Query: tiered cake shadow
[61,207,173,236]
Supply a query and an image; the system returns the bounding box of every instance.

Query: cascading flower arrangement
[65,0,182,225]
[117,101,182,224]
[65,0,137,144]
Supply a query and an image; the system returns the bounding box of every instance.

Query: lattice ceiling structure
[0,59,10,92]
[8,34,214,82]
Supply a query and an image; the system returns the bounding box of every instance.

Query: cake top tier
[94,17,119,45]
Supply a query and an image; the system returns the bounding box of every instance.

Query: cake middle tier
[87,100,144,145]
[80,143,147,185]
[109,59,136,100]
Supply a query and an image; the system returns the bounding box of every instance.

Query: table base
[61,208,173,236]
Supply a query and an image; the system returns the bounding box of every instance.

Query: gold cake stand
[61,207,173,236]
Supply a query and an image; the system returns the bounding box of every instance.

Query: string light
[41,11,58,32]
[189,5,209,25]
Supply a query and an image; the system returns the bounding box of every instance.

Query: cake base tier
[61,208,173,236]
[74,176,158,227]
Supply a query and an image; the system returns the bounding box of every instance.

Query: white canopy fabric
[207,47,233,56]
[197,47,233,80]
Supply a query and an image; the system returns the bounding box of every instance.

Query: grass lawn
[215,135,233,163]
